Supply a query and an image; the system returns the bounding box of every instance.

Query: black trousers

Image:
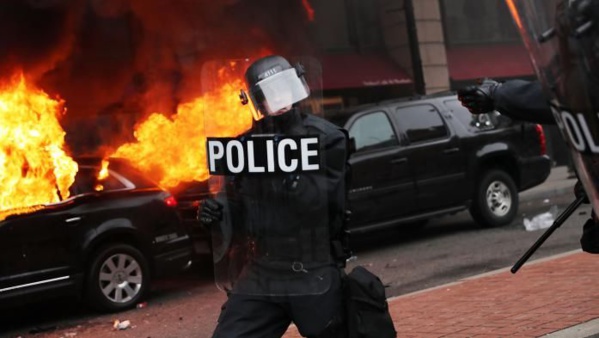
[212,267,344,338]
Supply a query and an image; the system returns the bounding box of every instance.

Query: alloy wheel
[98,253,143,304]
[485,180,512,217]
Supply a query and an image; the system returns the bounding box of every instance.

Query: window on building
[440,0,520,45]
[348,0,385,52]
[309,0,384,52]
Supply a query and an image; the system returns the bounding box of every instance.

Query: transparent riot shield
[201,56,336,296]
[507,0,599,217]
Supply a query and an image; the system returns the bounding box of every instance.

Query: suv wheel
[86,243,150,312]
[470,169,518,227]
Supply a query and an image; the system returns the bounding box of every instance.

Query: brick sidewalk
[284,250,599,338]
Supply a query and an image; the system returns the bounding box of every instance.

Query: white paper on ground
[523,205,559,231]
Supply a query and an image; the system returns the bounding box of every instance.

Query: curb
[386,249,582,304]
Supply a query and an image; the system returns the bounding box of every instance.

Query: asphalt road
[0,189,590,338]
[348,195,589,297]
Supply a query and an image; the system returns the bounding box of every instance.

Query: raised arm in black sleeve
[493,80,556,125]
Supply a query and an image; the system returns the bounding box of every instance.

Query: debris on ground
[113,320,131,330]
[523,205,558,231]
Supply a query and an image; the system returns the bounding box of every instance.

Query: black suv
[330,93,551,232]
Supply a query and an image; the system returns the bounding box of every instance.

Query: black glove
[581,217,599,254]
[197,198,223,227]
[457,79,502,115]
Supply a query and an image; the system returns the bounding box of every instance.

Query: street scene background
[0,0,587,337]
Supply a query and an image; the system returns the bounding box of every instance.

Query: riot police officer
[456,0,599,254]
[199,55,350,338]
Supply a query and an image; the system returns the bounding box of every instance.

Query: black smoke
[0,0,316,155]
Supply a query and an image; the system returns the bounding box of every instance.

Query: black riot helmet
[507,0,599,215]
[240,55,310,118]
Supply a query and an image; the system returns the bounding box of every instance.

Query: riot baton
[511,195,586,274]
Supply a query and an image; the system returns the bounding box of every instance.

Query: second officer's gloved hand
[197,198,223,227]
[457,79,502,115]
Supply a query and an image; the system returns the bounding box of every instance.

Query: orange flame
[505,0,523,30]
[302,0,315,21]
[113,69,253,188]
[98,159,109,180]
[0,74,78,217]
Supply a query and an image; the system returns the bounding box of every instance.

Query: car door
[391,103,467,212]
[0,205,75,297]
[22,166,116,284]
[24,205,78,280]
[0,166,105,293]
[346,110,417,228]
[0,217,29,293]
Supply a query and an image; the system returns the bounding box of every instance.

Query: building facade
[313,0,535,110]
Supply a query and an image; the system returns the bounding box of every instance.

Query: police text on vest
[207,136,321,175]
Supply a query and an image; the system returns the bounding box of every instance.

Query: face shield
[249,68,310,116]
[507,0,599,214]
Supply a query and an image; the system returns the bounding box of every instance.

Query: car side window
[348,111,398,153]
[69,168,98,196]
[100,173,128,191]
[69,167,128,196]
[393,104,448,143]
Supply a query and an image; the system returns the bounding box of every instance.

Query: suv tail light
[164,195,178,207]
[535,124,547,155]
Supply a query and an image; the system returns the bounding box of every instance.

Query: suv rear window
[393,104,448,143]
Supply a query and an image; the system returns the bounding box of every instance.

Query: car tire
[86,243,150,312]
[470,169,518,227]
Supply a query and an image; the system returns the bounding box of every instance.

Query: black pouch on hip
[343,266,396,338]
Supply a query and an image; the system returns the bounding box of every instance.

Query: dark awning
[320,53,412,90]
[446,44,534,81]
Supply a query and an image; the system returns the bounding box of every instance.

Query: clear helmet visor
[251,68,310,116]
[507,0,599,214]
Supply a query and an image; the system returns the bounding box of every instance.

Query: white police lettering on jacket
[207,136,321,175]
[552,107,599,154]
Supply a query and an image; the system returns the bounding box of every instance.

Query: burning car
[0,157,193,312]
